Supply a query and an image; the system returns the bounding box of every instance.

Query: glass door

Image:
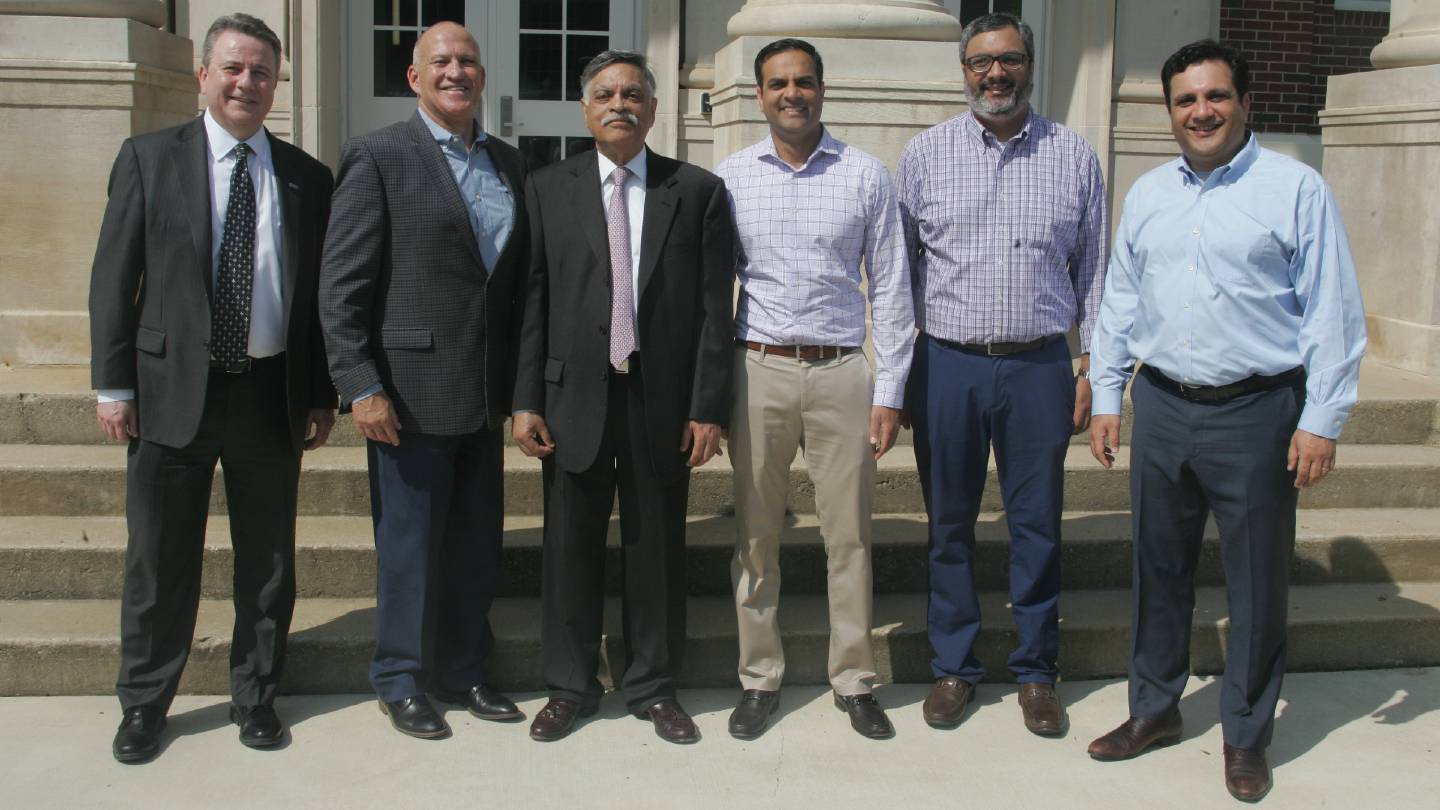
[345,1,471,138]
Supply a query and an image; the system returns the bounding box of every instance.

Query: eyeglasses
[963,51,1029,74]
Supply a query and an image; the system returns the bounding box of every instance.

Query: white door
[345,1,476,138]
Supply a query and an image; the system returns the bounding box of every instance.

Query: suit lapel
[268,132,302,330]
[407,113,486,271]
[570,150,609,269]
[173,118,213,299]
[637,149,678,304]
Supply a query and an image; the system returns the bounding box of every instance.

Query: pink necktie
[607,166,636,370]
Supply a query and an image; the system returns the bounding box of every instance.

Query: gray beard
[965,77,1033,117]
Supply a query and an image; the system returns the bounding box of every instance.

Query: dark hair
[753,38,824,87]
[959,12,1035,62]
[1161,39,1250,107]
[579,49,657,99]
[201,13,283,69]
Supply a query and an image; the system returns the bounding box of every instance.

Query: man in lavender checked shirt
[715,38,914,741]
[895,12,1107,736]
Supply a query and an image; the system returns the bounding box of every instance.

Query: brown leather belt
[932,334,1062,357]
[739,340,860,361]
[1142,364,1304,404]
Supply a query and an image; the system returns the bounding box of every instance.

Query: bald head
[406,22,485,142]
[412,21,478,65]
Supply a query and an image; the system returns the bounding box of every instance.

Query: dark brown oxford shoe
[1223,743,1272,802]
[639,698,700,744]
[230,704,284,748]
[1087,708,1183,761]
[529,698,597,742]
[834,692,894,740]
[922,677,973,729]
[728,689,780,739]
[1018,682,1068,737]
[378,695,451,740]
[112,706,165,763]
[432,684,524,722]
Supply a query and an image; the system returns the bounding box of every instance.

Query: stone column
[710,0,965,169]
[0,0,195,365]
[1321,0,1440,376]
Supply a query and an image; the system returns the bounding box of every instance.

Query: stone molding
[0,0,166,28]
[727,0,961,41]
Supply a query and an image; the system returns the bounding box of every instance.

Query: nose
[1193,96,1212,118]
[984,58,1007,79]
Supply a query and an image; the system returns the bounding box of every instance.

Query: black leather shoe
[728,689,779,739]
[1088,708,1184,761]
[378,695,450,739]
[230,704,285,748]
[529,698,598,742]
[834,692,894,740]
[432,684,524,722]
[112,706,165,763]
[639,698,700,744]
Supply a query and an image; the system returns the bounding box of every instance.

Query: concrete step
[5,443,1440,518]
[4,509,1439,600]
[3,581,1438,696]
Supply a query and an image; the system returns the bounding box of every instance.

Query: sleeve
[307,161,340,409]
[863,164,916,409]
[894,141,925,294]
[1070,145,1109,350]
[88,139,147,392]
[318,139,389,406]
[688,178,738,426]
[1089,187,1143,417]
[511,172,549,414]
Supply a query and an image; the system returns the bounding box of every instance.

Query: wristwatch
[1075,367,1090,380]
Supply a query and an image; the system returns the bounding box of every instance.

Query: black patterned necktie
[213,142,256,366]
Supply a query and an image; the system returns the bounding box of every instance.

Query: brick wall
[1218,0,1389,135]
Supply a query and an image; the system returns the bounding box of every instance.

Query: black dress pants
[117,356,300,711]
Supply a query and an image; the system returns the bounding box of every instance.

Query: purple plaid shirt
[716,130,915,409]
[895,111,1108,348]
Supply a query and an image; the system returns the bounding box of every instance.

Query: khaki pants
[728,346,877,695]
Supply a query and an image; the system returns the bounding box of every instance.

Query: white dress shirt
[596,149,646,332]
[99,111,284,402]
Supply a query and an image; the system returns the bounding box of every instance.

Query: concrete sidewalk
[3,669,1435,809]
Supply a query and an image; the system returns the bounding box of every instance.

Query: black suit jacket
[320,113,530,435]
[88,116,337,451]
[514,148,735,480]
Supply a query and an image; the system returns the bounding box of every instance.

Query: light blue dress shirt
[417,107,513,273]
[1090,134,1367,439]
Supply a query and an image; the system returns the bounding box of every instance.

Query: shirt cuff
[1297,402,1346,441]
[97,389,135,403]
[872,379,905,410]
[1091,385,1124,416]
[351,384,384,405]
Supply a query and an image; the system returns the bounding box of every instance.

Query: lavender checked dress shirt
[895,111,1108,349]
[715,130,915,409]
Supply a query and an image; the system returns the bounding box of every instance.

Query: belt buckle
[985,342,1001,356]
[614,355,630,375]
[216,357,251,374]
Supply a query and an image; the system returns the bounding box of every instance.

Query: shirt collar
[417,106,488,149]
[962,108,1035,149]
[1177,130,1259,186]
[757,127,842,172]
[597,147,647,186]
[203,109,271,165]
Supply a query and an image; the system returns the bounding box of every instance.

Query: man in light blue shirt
[1086,41,1365,803]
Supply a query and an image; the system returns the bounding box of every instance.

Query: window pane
[374,0,417,27]
[421,0,465,25]
[568,0,609,32]
[519,135,563,168]
[520,34,563,100]
[521,0,563,30]
[994,0,1022,16]
[566,35,610,101]
[960,0,989,24]
[565,137,596,158]
[374,30,418,97]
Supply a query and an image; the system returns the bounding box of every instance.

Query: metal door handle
[500,95,514,136]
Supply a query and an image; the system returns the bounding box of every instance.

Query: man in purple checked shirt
[895,12,1107,737]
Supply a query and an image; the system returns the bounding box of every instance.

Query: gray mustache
[603,111,640,126]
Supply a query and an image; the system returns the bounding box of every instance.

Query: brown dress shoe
[640,698,699,744]
[922,677,973,728]
[1223,743,1272,802]
[1087,708,1183,760]
[529,698,596,742]
[1017,682,1067,737]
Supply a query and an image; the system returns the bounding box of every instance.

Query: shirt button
[1191,228,1200,236]
[1183,302,1191,309]
[1187,265,1195,273]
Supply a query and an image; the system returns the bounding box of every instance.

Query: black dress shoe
[230,704,285,748]
[834,692,894,740]
[112,706,166,763]
[432,684,524,722]
[728,690,780,739]
[529,698,598,742]
[639,698,700,744]
[378,695,450,739]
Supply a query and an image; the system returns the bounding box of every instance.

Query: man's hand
[1073,375,1093,435]
[869,406,902,460]
[353,391,401,446]
[1288,429,1336,488]
[512,411,555,458]
[304,408,336,451]
[96,400,138,442]
[1089,414,1121,469]
[681,421,723,468]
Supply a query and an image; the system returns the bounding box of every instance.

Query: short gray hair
[579,50,657,100]
[201,13,282,69]
[959,12,1035,63]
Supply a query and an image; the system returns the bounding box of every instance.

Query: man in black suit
[514,50,735,744]
[89,14,336,762]
[320,21,528,740]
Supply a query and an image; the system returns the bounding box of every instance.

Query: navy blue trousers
[909,333,1074,684]
[367,427,504,702]
[1128,370,1302,749]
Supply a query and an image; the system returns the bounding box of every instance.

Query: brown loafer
[922,676,973,728]
[639,698,699,744]
[1018,682,1067,737]
[1223,743,1272,802]
[1087,708,1183,760]
[529,698,597,742]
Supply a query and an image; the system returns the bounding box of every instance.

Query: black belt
[209,353,284,374]
[931,334,1062,357]
[1142,364,1304,404]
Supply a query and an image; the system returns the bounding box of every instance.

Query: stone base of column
[0,14,194,366]
[709,35,965,170]
[1321,64,1440,377]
